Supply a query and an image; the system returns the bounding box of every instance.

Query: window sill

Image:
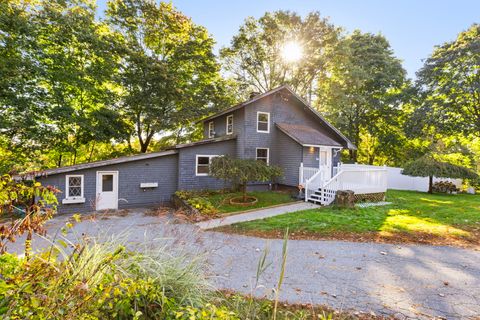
[62,198,86,204]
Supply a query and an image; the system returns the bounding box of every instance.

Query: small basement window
[257,112,270,133]
[63,174,85,204]
[226,114,233,135]
[196,155,218,176]
[208,121,215,138]
[256,148,269,164]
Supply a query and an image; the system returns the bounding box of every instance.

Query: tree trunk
[428,175,433,194]
[242,183,247,202]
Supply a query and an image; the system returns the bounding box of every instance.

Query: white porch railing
[299,163,320,185]
[303,163,388,206]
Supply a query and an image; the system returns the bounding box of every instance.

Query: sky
[97,0,480,79]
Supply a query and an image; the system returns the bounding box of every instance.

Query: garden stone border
[171,194,200,215]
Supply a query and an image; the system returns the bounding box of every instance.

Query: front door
[319,147,332,182]
[96,171,118,210]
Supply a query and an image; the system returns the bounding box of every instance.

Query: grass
[220,190,480,246]
[207,190,296,214]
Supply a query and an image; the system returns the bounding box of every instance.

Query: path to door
[9,210,480,320]
[196,201,318,229]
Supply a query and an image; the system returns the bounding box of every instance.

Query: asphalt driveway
[7,209,480,319]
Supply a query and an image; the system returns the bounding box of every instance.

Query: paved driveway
[8,209,480,319]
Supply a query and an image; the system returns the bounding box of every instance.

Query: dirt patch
[216,226,480,249]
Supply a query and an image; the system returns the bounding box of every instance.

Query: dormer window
[226,115,233,135]
[257,112,270,133]
[208,121,215,138]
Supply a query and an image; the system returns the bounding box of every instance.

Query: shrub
[0,236,212,319]
[187,197,218,216]
[174,190,218,216]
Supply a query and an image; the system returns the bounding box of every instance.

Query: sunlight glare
[280,41,303,63]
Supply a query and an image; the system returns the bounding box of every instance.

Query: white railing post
[299,162,304,185]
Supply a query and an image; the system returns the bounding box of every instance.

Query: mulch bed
[217,226,480,249]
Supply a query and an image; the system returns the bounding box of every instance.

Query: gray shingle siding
[302,146,319,168]
[273,130,303,186]
[38,154,178,214]
[177,139,236,190]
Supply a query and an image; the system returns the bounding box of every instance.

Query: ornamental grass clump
[0,235,212,319]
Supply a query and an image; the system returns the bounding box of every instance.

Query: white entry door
[96,171,119,210]
[319,147,332,182]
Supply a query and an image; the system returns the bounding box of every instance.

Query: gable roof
[23,150,178,178]
[200,85,356,149]
[276,123,342,147]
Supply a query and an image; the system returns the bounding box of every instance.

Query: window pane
[227,116,233,125]
[69,176,81,187]
[102,174,113,192]
[320,151,327,165]
[197,165,209,174]
[258,113,268,122]
[69,186,81,197]
[256,149,268,158]
[258,122,268,131]
[198,157,210,165]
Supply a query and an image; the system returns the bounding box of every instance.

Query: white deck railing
[299,164,320,185]
[303,164,388,206]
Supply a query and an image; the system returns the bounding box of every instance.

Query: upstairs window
[66,175,83,199]
[208,121,215,138]
[257,112,270,133]
[226,115,233,135]
[196,155,218,176]
[256,148,269,164]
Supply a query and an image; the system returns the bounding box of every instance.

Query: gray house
[34,85,386,213]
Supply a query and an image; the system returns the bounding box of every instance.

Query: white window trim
[63,174,85,204]
[208,121,215,138]
[257,111,270,133]
[226,114,233,135]
[195,155,219,176]
[256,147,269,164]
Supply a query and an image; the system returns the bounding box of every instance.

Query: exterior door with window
[319,147,332,182]
[96,171,118,210]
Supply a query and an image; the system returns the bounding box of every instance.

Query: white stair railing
[299,164,321,185]
[304,169,324,202]
[306,167,388,206]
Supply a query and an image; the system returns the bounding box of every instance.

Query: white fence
[341,164,463,192]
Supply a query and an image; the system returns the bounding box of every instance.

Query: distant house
[33,85,387,213]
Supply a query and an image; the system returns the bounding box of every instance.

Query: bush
[432,181,458,194]
[174,190,218,216]
[0,236,212,319]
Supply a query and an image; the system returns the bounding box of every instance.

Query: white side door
[319,147,332,182]
[96,171,119,210]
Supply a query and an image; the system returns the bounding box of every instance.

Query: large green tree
[411,24,480,138]
[107,0,230,153]
[220,10,339,101]
[317,30,407,163]
[0,0,48,172]
[36,0,128,166]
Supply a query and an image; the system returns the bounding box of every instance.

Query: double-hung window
[256,148,269,164]
[196,155,218,176]
[257,112,270,133]
[226,115,233,135]
[208,121,215,138]
[63,175,85,204]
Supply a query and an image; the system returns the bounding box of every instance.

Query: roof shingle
[276,123,343,147]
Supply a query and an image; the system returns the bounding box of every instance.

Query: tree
[36,0,128,166]
[317,30,407,162]
[220,10,339,101]
[402,156,478,194]
[210,156,282,202]
[414,24,480,138]
[0,0,49,171]
[107,0,230,153]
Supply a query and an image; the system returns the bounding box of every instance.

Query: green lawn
[207,191,296,214]
[223,190,480,245]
